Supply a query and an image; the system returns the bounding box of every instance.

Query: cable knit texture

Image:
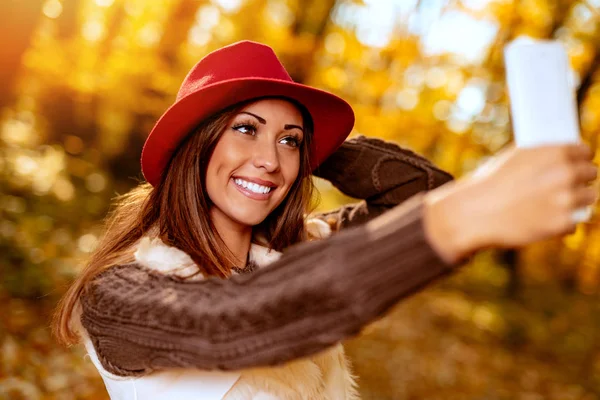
[79,235,359,399]
[77,135,456,399]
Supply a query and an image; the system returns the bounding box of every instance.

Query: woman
[53,41,598,399]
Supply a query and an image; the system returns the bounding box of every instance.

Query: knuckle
[552,191,569,209]
[583,187,598,204]
[558,166,576,187]
[588,164,598,181]
[561,146,574,164]
[563,191,577,208]
[572,144,589,160]
[582,143,594,160]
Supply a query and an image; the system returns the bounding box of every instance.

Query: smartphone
[504,39,580,147]
[504,38,591,222]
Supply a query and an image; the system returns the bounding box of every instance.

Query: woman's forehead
[239,98,304,122]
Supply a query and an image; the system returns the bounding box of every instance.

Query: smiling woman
[49,39,598,400]
[51,41,458,399]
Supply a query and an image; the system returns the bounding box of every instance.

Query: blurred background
[2,0,600,398]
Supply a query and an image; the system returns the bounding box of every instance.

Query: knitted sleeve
[311,135,454,231]
[79,193,457,377]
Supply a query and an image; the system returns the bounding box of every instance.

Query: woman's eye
[281,136,301,148]
[233,124,256,135]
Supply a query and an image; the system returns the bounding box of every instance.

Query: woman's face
[206,98,304,228]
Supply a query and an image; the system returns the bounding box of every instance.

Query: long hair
[53,96,316,345]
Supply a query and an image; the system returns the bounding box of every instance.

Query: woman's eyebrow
[240,111,266,124]
[284,124,304,133]
[239,111,304,132]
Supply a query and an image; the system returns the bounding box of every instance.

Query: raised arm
[311,135,454,230]
[79,194,457,377]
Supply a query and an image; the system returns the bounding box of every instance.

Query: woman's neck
[209,208,253,268]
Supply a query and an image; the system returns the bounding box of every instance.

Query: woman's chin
[231,212,268,227]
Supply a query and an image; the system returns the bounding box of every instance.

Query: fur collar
[132,238,281,279]
[133,217,332,278]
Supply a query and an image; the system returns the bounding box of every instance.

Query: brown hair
[53,97,316,345]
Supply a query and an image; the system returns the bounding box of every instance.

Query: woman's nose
[252,141,280,173]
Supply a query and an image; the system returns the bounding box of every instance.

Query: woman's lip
[233,175,277,188]
[231,178,274,201]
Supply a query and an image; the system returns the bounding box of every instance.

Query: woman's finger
[572,162,599,186]
[573,185,599,208]
[565,143,594,162]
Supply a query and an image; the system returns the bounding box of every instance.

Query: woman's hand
[423,142,599,264]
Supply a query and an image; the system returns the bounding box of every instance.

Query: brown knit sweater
[79,135,456,376]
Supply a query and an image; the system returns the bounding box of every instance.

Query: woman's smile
[231,177,276,201]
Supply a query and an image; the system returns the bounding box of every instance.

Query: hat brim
[141,77,355,186]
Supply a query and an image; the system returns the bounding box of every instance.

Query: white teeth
[234,178,272,194]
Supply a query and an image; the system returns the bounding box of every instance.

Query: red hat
[141,40,355,187]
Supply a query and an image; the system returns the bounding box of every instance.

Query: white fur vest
[80,218,360,400]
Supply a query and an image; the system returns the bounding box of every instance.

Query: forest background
[2,0,600,399]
